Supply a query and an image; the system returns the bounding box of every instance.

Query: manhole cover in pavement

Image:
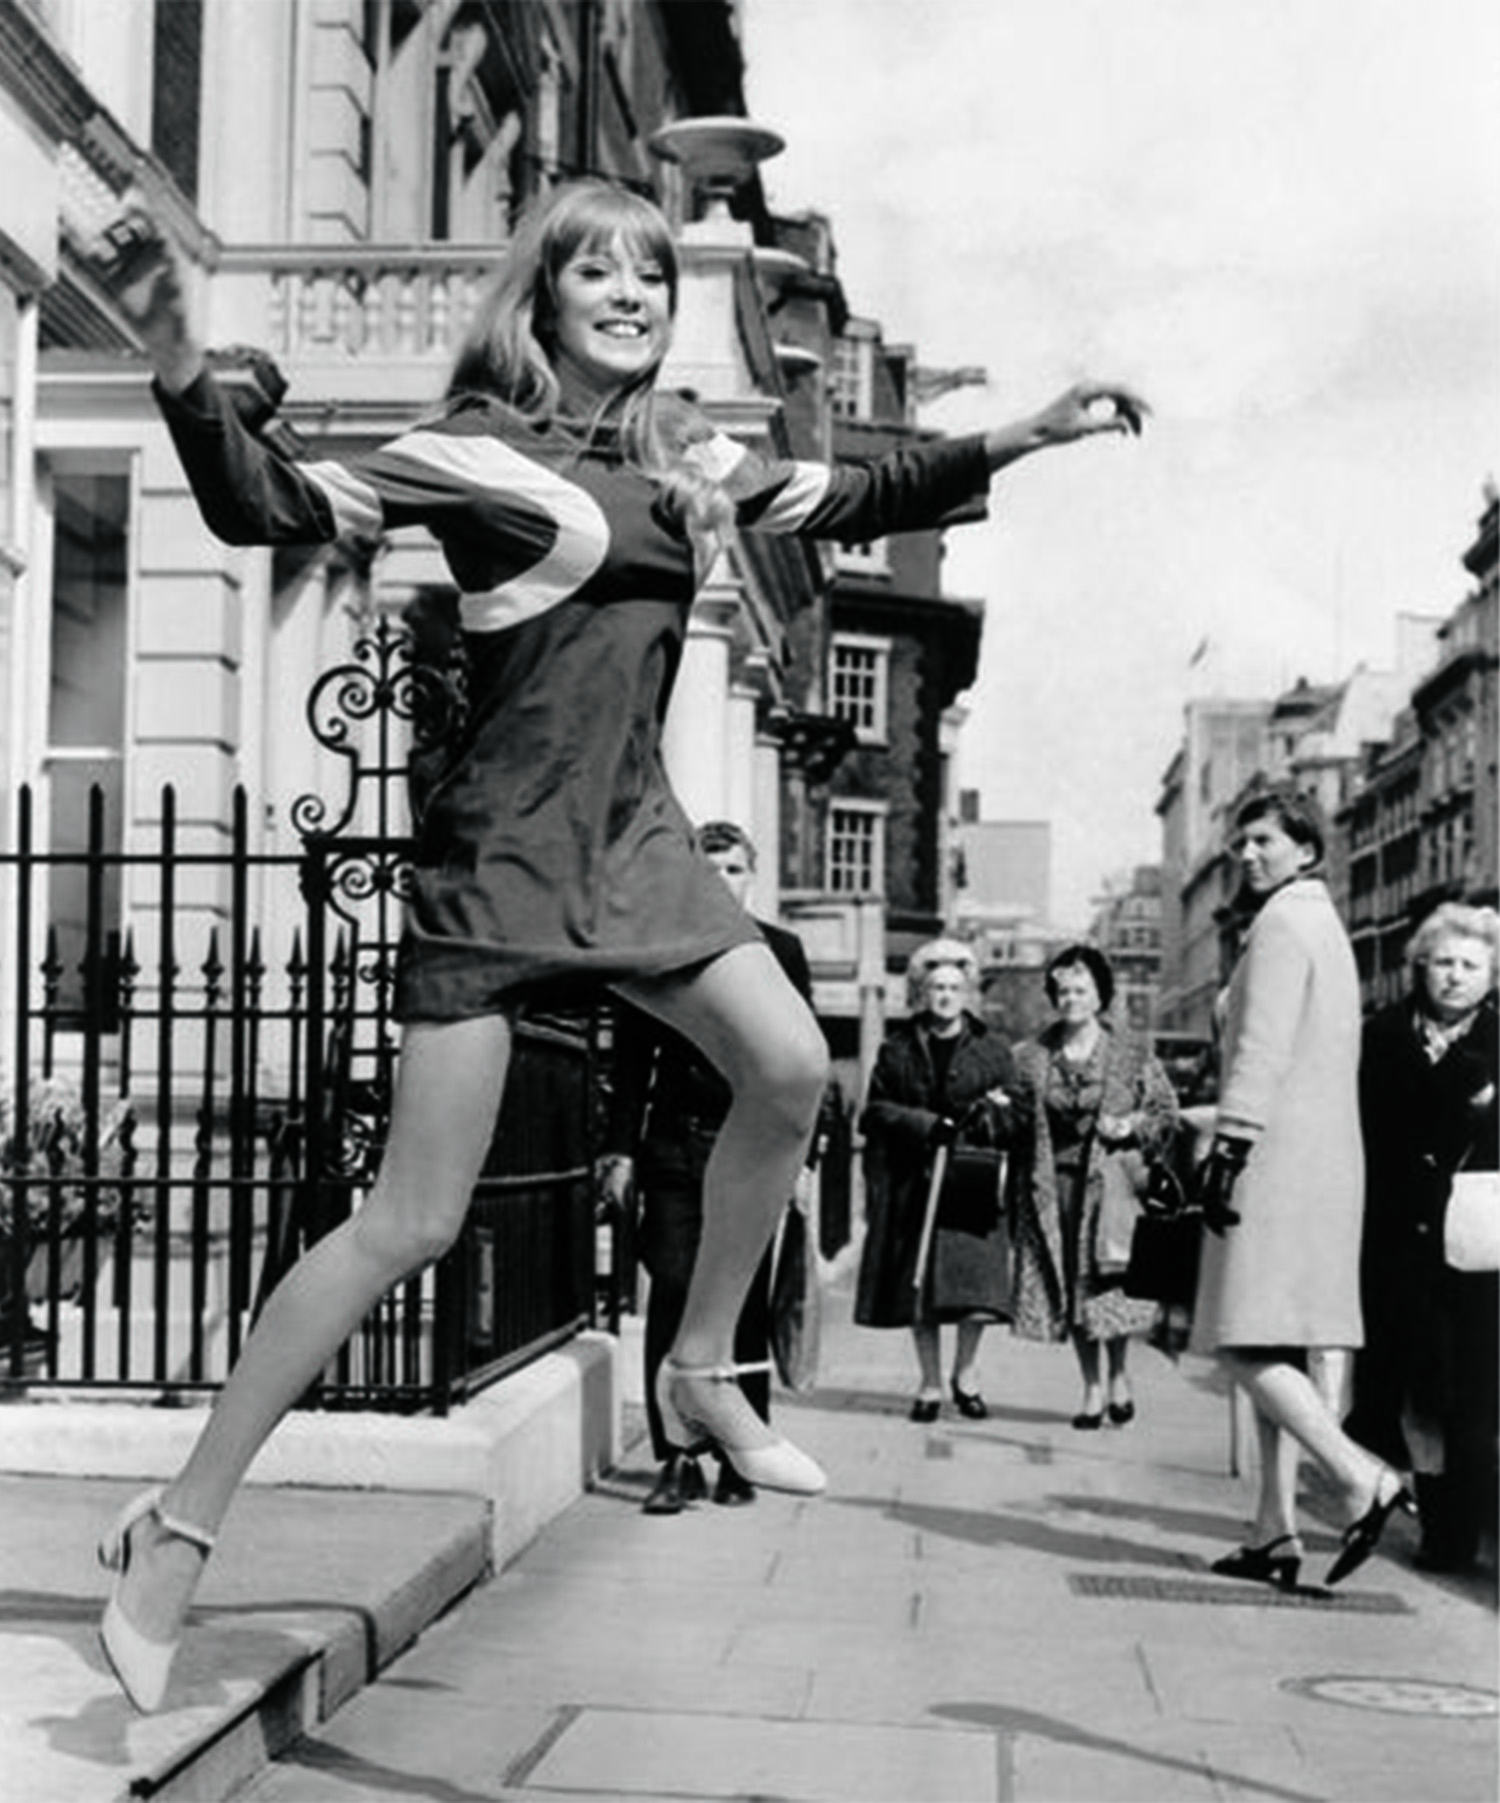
[1283,1676,1499,1717]
[1070,1574,1410,1612]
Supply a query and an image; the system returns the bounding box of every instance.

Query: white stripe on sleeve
[299,461,385,539]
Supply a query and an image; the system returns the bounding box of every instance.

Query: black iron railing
[1,616,603,1413]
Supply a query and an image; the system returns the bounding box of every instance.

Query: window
[827,802,885,896]
[47,469,129,1023]
[829,635,890,743]
[831,331,876,421]
[834,539,891,579]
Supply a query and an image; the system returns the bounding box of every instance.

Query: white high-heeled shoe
[657,1359,827,1496]
[98,1486,215,1712]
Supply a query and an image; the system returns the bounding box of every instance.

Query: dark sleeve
[154,372,562,564]
[154,372,341,545]
[861,1038,939,1151]
[761,920,813,1004]
[674,405,992,544]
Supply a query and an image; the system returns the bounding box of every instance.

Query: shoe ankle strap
[156,1503,216,1553]
[668,1359,772,1382]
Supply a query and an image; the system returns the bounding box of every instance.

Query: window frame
[828,632,892,746]
[826,798,887,897]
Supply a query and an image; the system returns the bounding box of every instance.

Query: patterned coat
[1190,876,1364,1354]
[855,1013,1013,1328]
[1007,1024,1178,1343]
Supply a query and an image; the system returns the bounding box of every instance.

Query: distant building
[1089,865,1164,1033]
[778,299,986,1097]
[953,817,1052,924]
[1338,487,1499,1008]
[1154,699,1272,1035]
[1155,624,1438,1035]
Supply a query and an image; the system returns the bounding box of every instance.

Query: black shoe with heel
[1326,1481,1416,1586]
[1211,1532,1303,1591]
[950,1379,987,1421]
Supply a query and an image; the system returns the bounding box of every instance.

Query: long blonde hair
[445,179,731,546]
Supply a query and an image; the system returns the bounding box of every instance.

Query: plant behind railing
[1,617,602,1409]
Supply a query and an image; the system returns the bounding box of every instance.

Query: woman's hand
[88,204,204,393]
[1034,381,1149,442]
[1096,1111,1137,1147]
[983,381,1150,472]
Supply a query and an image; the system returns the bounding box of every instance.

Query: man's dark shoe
[642,1454,704,1515]
[713,1459,756,1506]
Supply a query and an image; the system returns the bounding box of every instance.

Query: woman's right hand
[89,204,204,393]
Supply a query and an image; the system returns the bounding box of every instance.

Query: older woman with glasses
[1348,902,1498,1572]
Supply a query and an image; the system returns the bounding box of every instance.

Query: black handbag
[1122,1162,1202,1307]
[938,1145,1004,1235]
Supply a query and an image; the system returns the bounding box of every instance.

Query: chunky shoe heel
[1211,1532,1303,1591]
[98,1487,215,1713]
[658,1360,826,1496]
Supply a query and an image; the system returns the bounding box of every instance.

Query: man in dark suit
[598,821,822,1512]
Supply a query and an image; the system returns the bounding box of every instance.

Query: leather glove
[927,1115,959,1150]
[1196,1136,1249,1234]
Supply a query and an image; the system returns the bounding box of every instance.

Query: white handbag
[1443,1168,1500,1273]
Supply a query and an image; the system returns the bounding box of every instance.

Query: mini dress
[156,377,992,1020]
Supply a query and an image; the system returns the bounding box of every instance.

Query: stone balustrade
[215,244,499,363]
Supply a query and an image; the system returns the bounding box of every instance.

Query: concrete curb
[140,1514,491,1803]
[0,1329,622,1567]
[0,1328,627,1802]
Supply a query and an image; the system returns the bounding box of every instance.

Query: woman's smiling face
[550,232,673,407]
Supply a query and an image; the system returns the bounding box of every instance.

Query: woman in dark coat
[1348,902,1499,1571]
[1008,945,1178,1428]
[856,941,1013,1422]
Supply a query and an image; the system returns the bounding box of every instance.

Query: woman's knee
[751,1021,829,1135]
[350,1180,470,1281]
[353,1197,465,1283]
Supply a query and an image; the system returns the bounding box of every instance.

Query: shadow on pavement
[931,1700,1324,1803]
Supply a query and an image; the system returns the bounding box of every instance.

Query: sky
[739,0,1500,927]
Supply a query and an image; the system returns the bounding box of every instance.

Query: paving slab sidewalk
[235,1278,1498,1803]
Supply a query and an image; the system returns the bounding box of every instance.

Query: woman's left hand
[983,381,1150,472]
[1031,381,1150,443]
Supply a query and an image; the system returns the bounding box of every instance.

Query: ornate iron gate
[1,615,600,1412]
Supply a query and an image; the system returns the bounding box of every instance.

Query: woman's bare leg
[1246,1401,1302,1545]
[1073,1331,1103,1415]
[1220,1351,1387,1527]
[912,1323,943,1397]
[116,1015,512,1645]
[952,1317,986,1393]
[1105,1335,1132,1408]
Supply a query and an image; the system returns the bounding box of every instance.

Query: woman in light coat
[1193,787,1412,1591]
